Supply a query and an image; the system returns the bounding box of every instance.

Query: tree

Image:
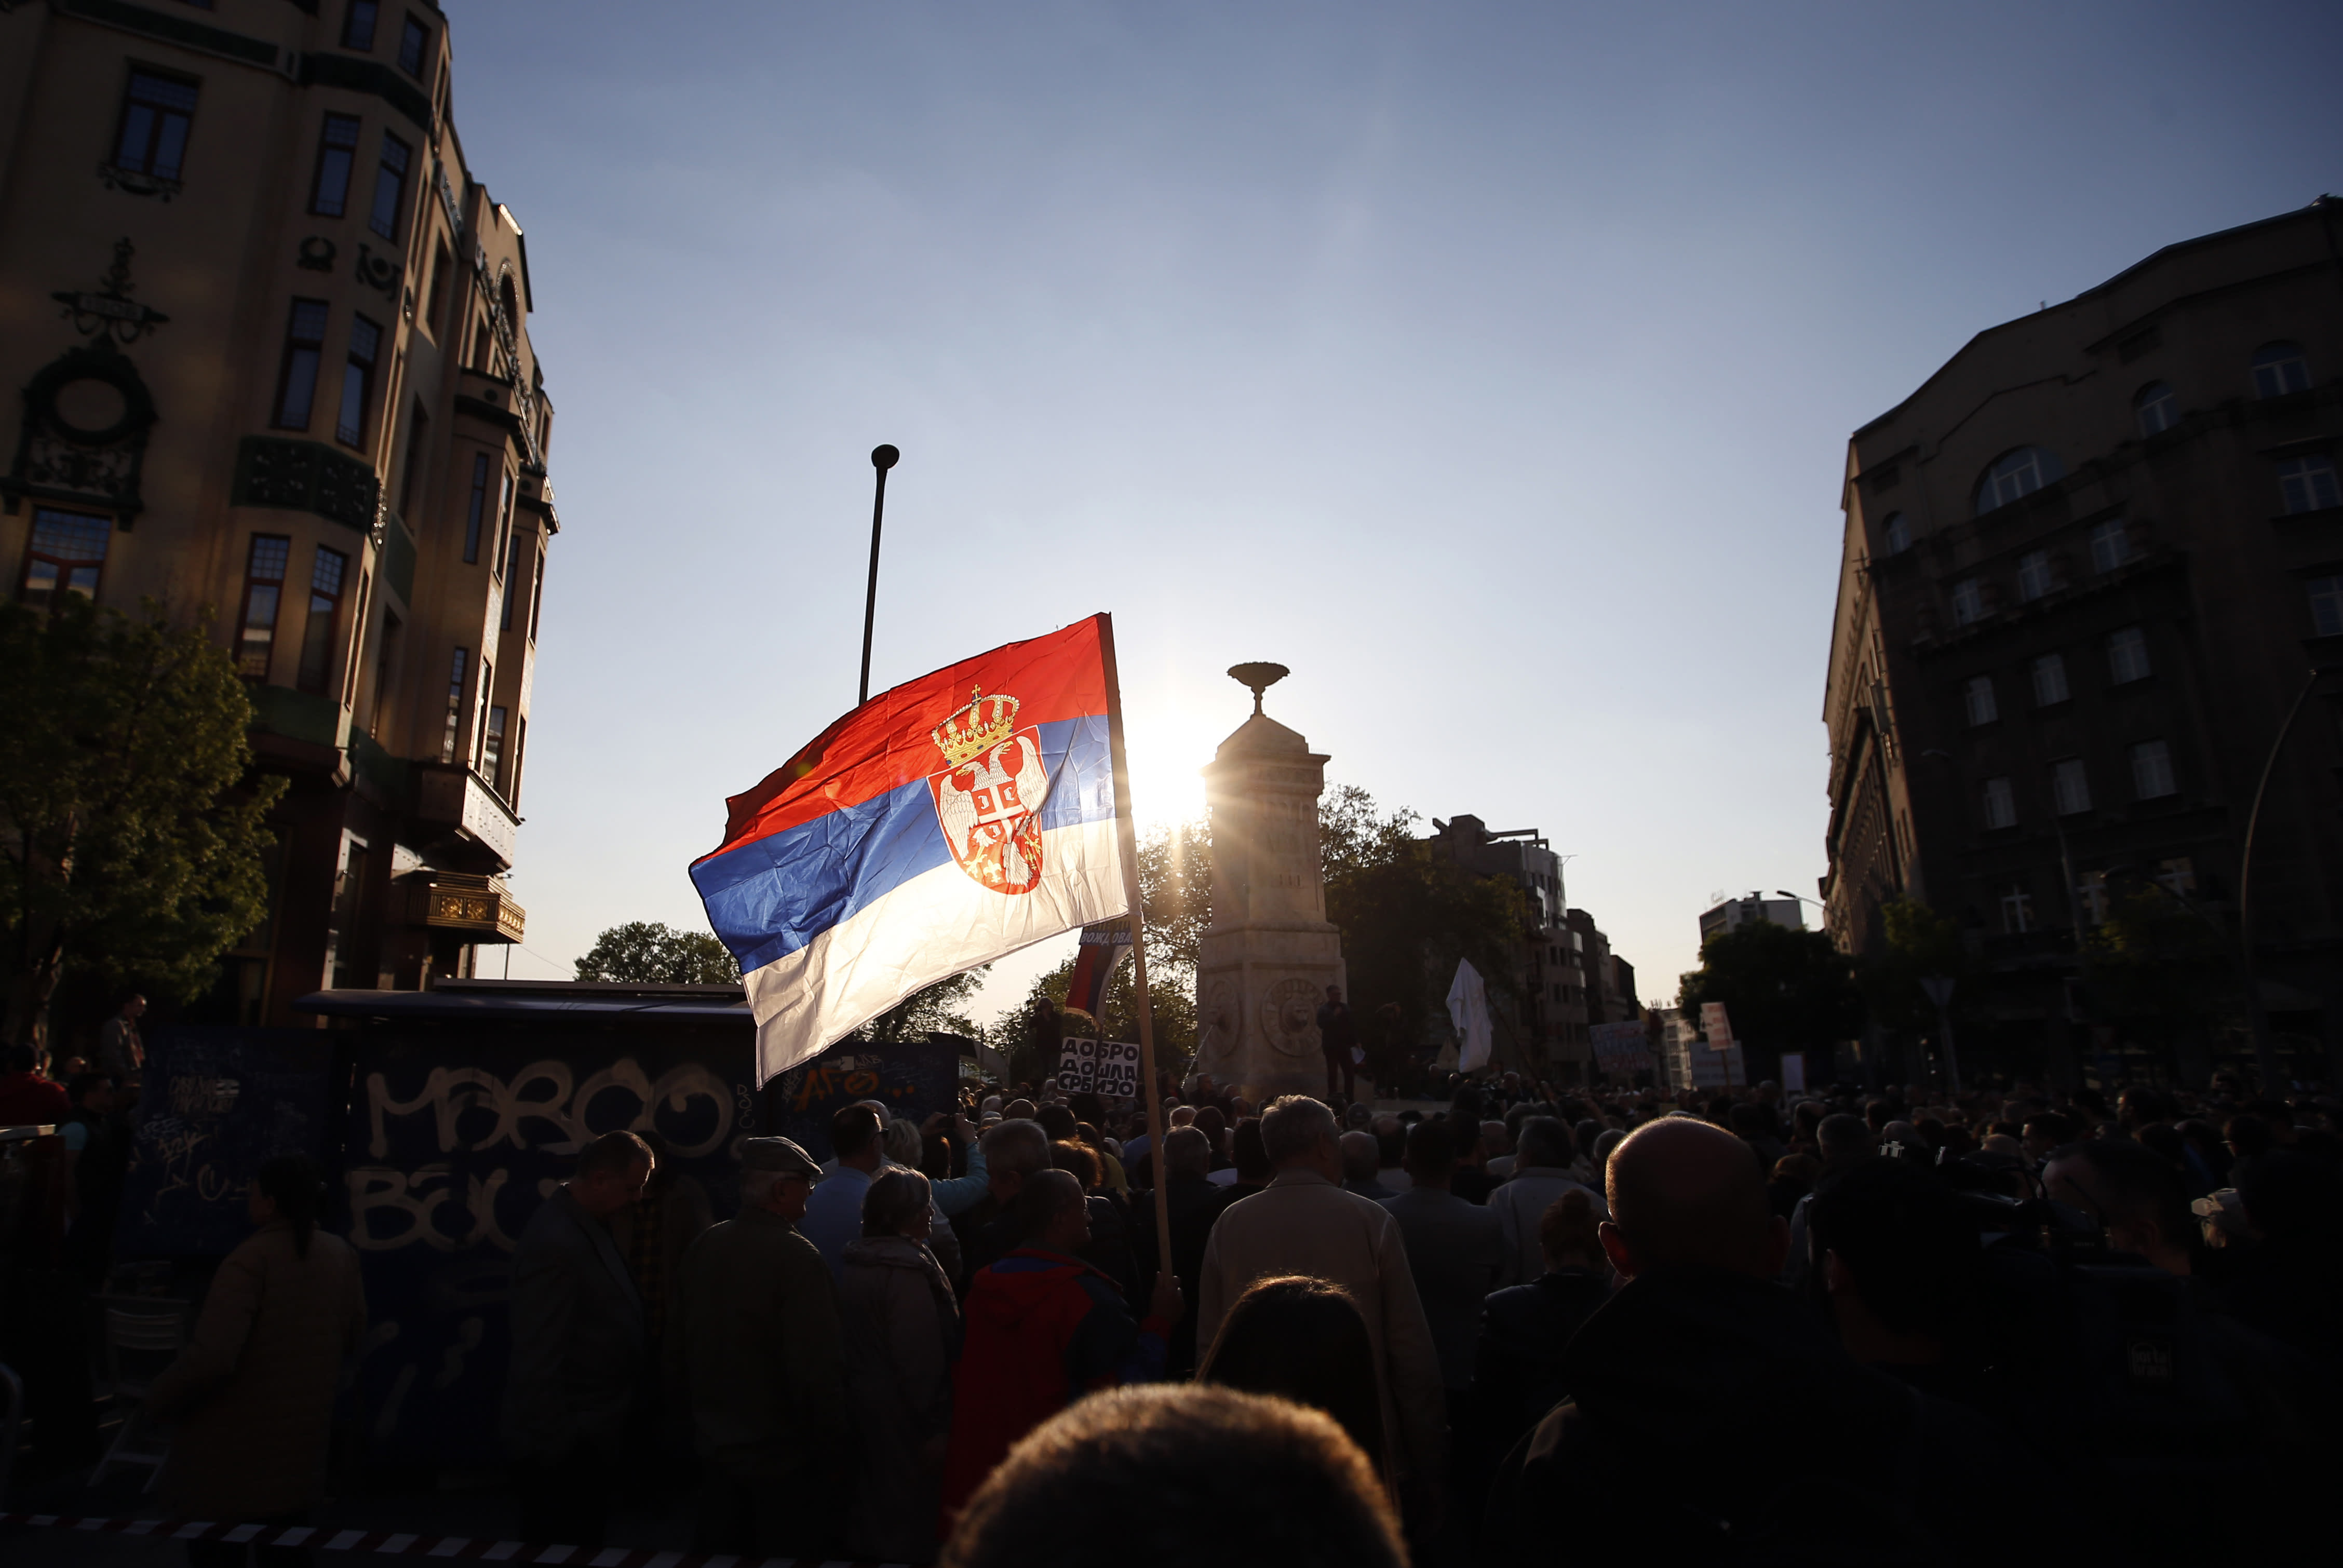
[0,598,283,1047]
[573,921,738,984]
[1319,786,1522,1078]
[863,967,990,1045]
[1857,896,1970,1037]
[1678,920,1863,1082]
[1007,949,1200,1084]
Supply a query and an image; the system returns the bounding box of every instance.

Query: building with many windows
[1821,199,2343,1085]
[1426,815,1600,1080]
[1,2,555,1028]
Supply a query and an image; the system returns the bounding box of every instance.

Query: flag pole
[1097,613,1176,1287]
[858,444,899,705]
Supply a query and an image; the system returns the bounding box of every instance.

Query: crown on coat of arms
[933,685,1020,766]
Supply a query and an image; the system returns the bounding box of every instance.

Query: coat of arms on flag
[928,686,1048,894]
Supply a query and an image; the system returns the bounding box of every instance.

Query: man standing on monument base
[1318,984,1361,1105]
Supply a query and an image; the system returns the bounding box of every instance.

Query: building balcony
[414,762,518,867]
[402,870,524,945]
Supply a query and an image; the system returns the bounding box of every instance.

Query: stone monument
[1191,663,1347,1101]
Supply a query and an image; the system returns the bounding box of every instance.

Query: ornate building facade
[1,1,553,1026]
[1821,199,2343,1084]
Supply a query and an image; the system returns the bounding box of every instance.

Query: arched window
[2134,381,2177,437]
[1973,446,2065,515]
[1880,511,1910,554]
[498,273,519,327]
[2252,341,2311,399]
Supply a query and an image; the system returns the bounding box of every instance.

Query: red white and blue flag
[692,617,1128,1085]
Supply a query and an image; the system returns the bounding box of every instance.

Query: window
[2077,871,2109,926]
[2131,739,2177,800]
[2031,653,2069,707]
[2016,550,2052,603]
[2051,757,2092,816]
[273,299,328,429]
[295,546,349,696]
[484,705,508,782]
[439,646,467,762]
[2106,626,2151,684]
[1981,776,2016,830]
[368,610,401,739]
[1950,577,1984,626]
[113,71,196,181]
[527,547,546,642]
[342,0,379,49]
[2309,574,2343,638]
[1974,446,2065,515]
[237,535,291,680]
[1963,675,1999,727]
[1999,883,2035,935]
[424,239,452,336]
[368,131,411,241]
[2135,381,2177,436]
[473,657,493,770]
[1880,511,1910,555]
[2278,455,2341,515]
[462,453,490,562]
[308,113,360,216]
[398,13,432,76]
[496,470,516,571]
[511,715,527,808]
[503,535,531,631]
[397,401,428,515]
[2251,341,2311,399]
[335,315,380,449]
[19,508,111,611]
[340,571,369,707]
[2089,518,2133,574]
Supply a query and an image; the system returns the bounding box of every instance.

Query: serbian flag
[1065,919,1132,1019]
[692,616,1129,1085]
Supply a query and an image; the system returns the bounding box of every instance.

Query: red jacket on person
[937,1248,1169,1531]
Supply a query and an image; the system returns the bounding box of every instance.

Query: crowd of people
[8,1017,2342,1565]
[485,1065,2340,1564]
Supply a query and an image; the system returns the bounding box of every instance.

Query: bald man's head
[1602,1118,1787,1280]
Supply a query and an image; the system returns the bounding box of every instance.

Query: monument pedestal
[1190,667,1345,1103]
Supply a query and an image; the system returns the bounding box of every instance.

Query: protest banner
[1055,1035,1141,1099]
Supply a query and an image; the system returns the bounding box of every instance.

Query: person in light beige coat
[148,1155,367,1523]
[1196,1096,1447,1495]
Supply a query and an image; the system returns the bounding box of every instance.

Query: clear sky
[447,1,2343,1023]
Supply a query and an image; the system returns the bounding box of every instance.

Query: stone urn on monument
[1191,663,1348,1102]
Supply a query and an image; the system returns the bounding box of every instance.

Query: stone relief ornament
[1194,978,1241,1073]
[1260,977,1324,1058]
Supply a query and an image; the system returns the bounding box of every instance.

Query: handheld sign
[1055,1036,1140,1099]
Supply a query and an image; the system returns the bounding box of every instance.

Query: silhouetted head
[1601,1117,1785,1280]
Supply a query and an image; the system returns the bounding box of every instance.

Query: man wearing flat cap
[670,1136,849,1555]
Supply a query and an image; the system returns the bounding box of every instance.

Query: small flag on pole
[691,616,1128,1085]
[1065,919,1132,1020]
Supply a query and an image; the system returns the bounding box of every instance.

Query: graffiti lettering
[365,1057,733,1160]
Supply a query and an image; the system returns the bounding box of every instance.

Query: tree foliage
[1678,919,1863,1074]
[0,598,283,1045]
[863,966,991,1046]
[1856,896,1970,1036]
[1319,786,1523,1072]
[2080,882,2238,1038]
[574,921,739,984]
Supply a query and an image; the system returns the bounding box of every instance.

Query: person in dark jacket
[842,1168,960,1564]
[1474,1187,1610,1454]
[671,1136,847,1556]
[1483,1118,2030,1564]
[503,1131,654,1549]
[1129,1126,1223,1375]
[938,1170,1181,1535]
